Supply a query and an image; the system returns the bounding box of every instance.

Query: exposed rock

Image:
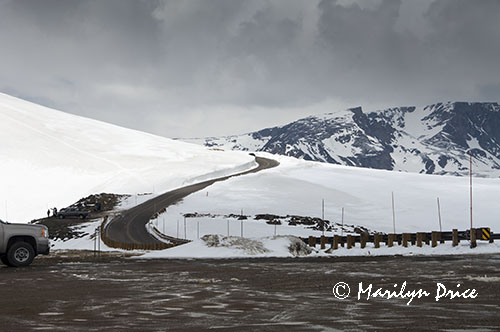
[182,102,500,177]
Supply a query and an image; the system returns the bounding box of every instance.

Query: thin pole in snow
[184,216,187,239]
[341,207,344,237]
[227,219,229,237]
[197,220,200,239]
[470,152,475,248]
[437,197,442,232]
[274,223,277,236]
[176,219,179,238]
[240,219,243,238]
[392,192,396,234]
[163,216,165,234]
[322,199,325,236]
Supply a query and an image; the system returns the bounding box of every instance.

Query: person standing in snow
[47,209,50,218]
[53,207,58,217]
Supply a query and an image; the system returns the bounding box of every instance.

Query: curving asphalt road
[105,157,279,246]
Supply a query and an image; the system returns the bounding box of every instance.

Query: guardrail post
[452,229,459,246]
[387,234,394,247]
[374,234,380,248]
[417,232,423,247]
[308,236,315,248]
[320,235,326,249]
[439,232,444,244]
[332,235,340,250]
[470,228,477,248]
[490,231,494,243]
[402,233,409,247]
[347,235,353,249]
[360,233,367,249]
[431,231,438,247]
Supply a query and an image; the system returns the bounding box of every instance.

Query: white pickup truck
[0,219,50,267]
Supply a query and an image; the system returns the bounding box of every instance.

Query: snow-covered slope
[151,153,500,238]
[55,153,500,257]
[0,93,254,223]
[184,102,500,177]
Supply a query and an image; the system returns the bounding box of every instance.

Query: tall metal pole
[184,216,187,239]
[227,219,229,236]
[392,192,396,234]
[322,199,325,236]
[341,207,344,237]
[240,210,243,237]
[470,152,475,248]
[437,197,442,232]
[176,219,179,238]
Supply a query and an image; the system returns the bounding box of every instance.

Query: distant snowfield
[0,93,254,222]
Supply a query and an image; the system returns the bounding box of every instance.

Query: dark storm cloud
[0,0,499,137]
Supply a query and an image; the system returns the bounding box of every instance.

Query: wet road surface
[105,157,279,245]
[1,252,500,331]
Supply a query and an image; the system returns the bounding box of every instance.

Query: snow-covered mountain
[0,93,254,222]
[183,102,500,177]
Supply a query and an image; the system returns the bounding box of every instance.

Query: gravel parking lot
[1,251,499,331]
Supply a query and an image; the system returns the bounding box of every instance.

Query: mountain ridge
[182,101,500,177]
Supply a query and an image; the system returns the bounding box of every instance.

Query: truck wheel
[79,214,85,219]
[0,255,12,267]
[7,242,35,267]
[59,215,64,219]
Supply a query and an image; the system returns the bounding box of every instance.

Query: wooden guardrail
[301,227,497,250]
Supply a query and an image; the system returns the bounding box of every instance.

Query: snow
[188,104,500,177]
[146,153,500,238]
[184,134,268,152]
[139,235,500,259]
[5,92,498,259]
[132,152,500,258]
[139,235,312,259]
[55,152,500,258]
[0,93,254,223]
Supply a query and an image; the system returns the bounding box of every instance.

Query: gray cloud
[0,0,499,137]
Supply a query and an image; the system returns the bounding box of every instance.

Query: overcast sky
[1,0,499,137]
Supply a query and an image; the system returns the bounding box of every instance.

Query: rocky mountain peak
[182,102,500,177]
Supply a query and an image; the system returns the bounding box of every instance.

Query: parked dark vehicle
[57,208,90,219]
[0,219,50,267]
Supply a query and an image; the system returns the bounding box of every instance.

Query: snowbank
[137,234,500,259]
[0,93,254,222]
[139,234,312,259]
